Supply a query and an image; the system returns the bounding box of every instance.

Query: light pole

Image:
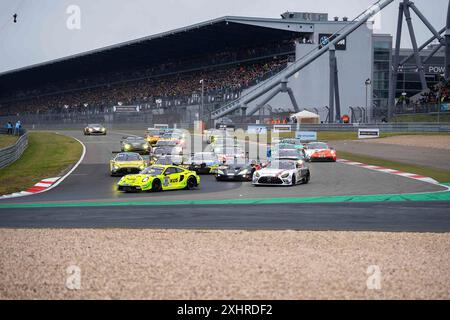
[84,103,89,125]
[365,78,371,123]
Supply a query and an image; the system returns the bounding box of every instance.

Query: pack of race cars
[88,125,337,193]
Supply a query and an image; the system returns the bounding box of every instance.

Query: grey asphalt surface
[0,130,448,231]
[0,130,444,204]
[1,202,450,232]
[331,140,450,171]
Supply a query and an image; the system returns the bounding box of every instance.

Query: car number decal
[163,177,170,187]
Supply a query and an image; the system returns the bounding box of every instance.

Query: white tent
[291,110,320,124]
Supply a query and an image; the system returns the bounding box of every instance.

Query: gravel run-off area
[1,229,449,300]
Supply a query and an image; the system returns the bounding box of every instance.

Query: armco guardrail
[0,130,28,169]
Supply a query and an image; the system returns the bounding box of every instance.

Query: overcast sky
[0,0,446,73]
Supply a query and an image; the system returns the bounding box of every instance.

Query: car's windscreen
[277,144,296,149]
[156,156,182,164]
[157,140,177,146]
[308,143,328,150]
[89,124,101,127]
[154,148,172,155]
[268,161,296,170]
[115,153,141,161]
[283,139,301,145]
[274,150,301,158]
[125,137,145,142]
[162,133,182,139]
[141,167,164,176]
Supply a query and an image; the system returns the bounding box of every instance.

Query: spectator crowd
[0,41,294,116]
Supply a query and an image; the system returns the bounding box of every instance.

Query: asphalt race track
[0,130,449,231]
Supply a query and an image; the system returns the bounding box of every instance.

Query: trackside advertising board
[247,125,267,134]
[358,128,380,139]
[273,125,292,133]
[295,131,317,141]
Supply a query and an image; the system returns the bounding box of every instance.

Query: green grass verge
[337,151,450,184]
[0,132,82,195]
[393,113,450,123]
[0,134,19,149]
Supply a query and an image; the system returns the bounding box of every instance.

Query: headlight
[124,144,131,149]
[239,169,248,175]
[254,172,261,178]
[281,172,290,178]
[139,165,145,170]
[143,144,149,149]
[217,170,224,175]
[102,128,106,132]
[142,177,149,182]
[88,128,93,132]
[113,166,119,171]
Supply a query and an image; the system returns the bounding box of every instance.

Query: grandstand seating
[0,40,294,116]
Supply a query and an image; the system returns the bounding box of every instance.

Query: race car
[211,145,246,163]
[84,124,107,135]
[153,154,186,166]
[187,152,221,174]
[216,161,261,181]
[159,131,187,146]
[110,152,147,176]
[279,138,305,146]
[252,159,310,186]
[305,142,337,162]
[145,128,162,146]
[271,148,307,161]
[117,165,200,192]
[153,140,183,156]
[120,136,151,154]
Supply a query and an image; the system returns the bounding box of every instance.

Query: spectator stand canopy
[290,110,320,124]
[0,16,304,98]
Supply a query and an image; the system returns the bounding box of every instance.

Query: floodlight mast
[446,0,450,80]
[211,0,395,120]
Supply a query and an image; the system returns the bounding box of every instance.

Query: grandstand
[0,9,387,126]
[0,16,304,123]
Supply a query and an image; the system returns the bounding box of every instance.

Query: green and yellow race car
[110,152,148,176]
[117,165,200,192]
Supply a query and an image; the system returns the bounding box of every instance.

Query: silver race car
[252,159,310,186]
[84,123,107,135]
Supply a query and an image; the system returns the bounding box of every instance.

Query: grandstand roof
[0,15,307,93]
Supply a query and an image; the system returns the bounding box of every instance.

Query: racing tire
[186,176,197,190]
[291,176,296,186]
[303,173,310,184]
[248,169,256,182]
[152,179,162,192]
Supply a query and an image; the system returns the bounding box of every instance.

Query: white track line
[337,159,440,185]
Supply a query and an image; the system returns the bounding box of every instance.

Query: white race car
[252,159,310,186]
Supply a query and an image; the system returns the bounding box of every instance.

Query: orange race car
[305,142,337,162]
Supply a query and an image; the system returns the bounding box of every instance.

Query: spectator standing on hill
[14,120,22,135]
[5,121,13,134]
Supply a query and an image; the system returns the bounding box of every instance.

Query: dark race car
[120,136,151,154]
[216,161,261,182]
